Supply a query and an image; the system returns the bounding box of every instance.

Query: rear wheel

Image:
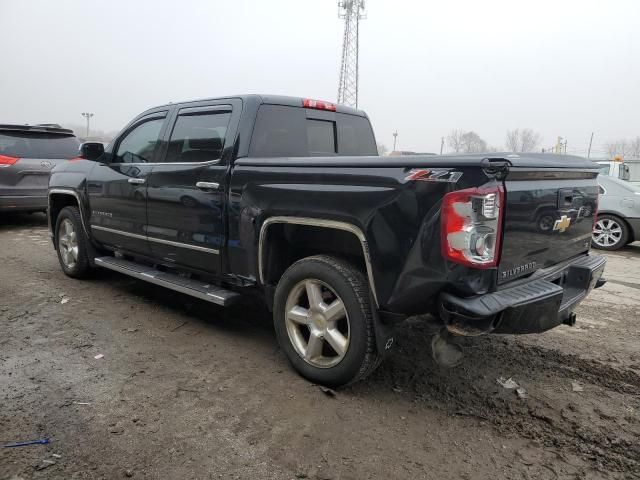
[273,255,381,387]
[537,212,556,232]
[592,214,629,251]
[55,206,93,278]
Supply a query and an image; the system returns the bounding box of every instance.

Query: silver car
[0,124,80,213]
[592,175,640,250]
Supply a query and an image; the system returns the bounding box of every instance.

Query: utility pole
[393,131,398,151]
[440,137,444,155]
[555,136,563,154]
[337,1,366,108]
[81,112,94,138]
[587,132,594,159]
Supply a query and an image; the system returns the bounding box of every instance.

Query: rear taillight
[0,154,19,166]
[303,98,337,111]
[441,185,504,268]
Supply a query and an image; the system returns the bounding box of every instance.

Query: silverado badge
[501,261,537,279]
[553,215,571,233]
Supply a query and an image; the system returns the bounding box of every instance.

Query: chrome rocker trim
[91,225,220,255]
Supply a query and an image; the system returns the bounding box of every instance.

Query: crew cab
[48,95,606,386]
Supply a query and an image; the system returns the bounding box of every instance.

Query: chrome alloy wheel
[593,218,623,248]
[284,279,350,368]
[58,218,79,269]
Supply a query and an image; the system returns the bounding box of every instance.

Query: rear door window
[249,105,376,157]
[249,105,307,157]
[165,109,231,163]
[0,132,80,159]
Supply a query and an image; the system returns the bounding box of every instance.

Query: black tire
[55,206,93,278]
[273,255,381,387]
[592,214,629,251]
[537,212,556,232]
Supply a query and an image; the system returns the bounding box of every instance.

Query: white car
[592,175,640,250]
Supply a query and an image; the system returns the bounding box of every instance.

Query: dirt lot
[1,212,638,480]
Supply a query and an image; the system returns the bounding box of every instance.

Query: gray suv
[0,124,80,212]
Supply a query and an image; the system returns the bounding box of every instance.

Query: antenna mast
[337,1,366,108]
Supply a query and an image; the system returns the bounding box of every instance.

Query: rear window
[165,111,231,163]
[0,131,80,159]
[598,164,611,175]
[306,119,336,155]
[249,105,376,157]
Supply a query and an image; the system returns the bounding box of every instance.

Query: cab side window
[165,111,231,163]
[114,118,164,164]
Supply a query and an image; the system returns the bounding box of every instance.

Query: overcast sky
[2,0,638,156]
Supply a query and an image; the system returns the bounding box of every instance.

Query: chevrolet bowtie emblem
[553,215,571,233]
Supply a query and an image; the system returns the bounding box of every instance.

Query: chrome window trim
[106,106,232,167]
[102,159,223,167]
[178,104,233,115]
[258,216,379,307]
[48,188,89,237]
[91,225,220,255]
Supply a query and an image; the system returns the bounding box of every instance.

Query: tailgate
[498,169,598,285]
[0,158,65,195]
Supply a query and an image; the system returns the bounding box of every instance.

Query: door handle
[128,178,145,184]
[196,182,220,190]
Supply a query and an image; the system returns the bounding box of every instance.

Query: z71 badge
[405,169,462,183]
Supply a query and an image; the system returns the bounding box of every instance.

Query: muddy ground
[1,212,638,480]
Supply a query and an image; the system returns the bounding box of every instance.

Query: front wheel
[273,255,381,387]
[55,206,93,278]
[592,214,629,251]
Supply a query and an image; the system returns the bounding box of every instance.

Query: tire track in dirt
[360,321,640,476]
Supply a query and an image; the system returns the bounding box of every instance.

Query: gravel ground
[1,212,639,480]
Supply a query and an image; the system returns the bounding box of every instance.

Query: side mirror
[79,142,105,161]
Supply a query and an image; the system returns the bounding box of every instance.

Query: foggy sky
[2,0,638,157]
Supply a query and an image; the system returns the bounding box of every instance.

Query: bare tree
[627,137,640,159]
[460,131,487,153]
[377,144,388,156]
[505,128,542,152]
[505,129,519,152]
[604,140,629,158]
[604,142,618,158]
[446,129,464,153]
[520,129,542,152]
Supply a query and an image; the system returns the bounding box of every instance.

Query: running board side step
[94,256,241,307]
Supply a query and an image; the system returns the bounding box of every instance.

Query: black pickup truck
[48,94,606,386]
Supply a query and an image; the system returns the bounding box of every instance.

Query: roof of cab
[148,94,367,117]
